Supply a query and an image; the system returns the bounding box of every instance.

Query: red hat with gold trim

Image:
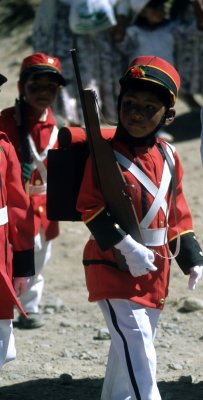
[120,55,180,106]
[19,52,66,86]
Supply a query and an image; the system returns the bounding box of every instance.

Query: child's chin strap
[150,108,170,137]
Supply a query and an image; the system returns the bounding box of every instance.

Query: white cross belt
[0,206,8,225]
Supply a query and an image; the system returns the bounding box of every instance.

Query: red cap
[19,52,66,86]
[120,56,180,105]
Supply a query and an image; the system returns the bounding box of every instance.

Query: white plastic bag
[69,0,117,34]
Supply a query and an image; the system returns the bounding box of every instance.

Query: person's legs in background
[18,229,52,329]
[0,320,16,368]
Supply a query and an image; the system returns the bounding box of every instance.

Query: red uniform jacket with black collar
[77,136,203,309]
[0,106,59,241]
[0,132,34,318]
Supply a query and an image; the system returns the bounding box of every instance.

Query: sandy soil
[1,8,203,400]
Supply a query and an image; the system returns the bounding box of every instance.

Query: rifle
[70,49,143,270]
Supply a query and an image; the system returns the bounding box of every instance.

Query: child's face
[140,6,165,25]
[23,74,60,112]
[120,89,167,138]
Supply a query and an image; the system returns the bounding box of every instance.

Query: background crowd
[32,0,203,126]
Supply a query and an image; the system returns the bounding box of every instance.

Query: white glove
[13,277,30,297]
[188,265,203,290]
[115,234,157,277]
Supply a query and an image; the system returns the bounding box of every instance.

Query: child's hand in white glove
[13,277,30,297]
[188,266,203,290]
[115,234,157,277]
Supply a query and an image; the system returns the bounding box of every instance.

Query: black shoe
[17,312,44,329]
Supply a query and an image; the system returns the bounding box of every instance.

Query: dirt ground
[1,5,203,400]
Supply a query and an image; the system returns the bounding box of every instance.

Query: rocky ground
[1,3,203,399]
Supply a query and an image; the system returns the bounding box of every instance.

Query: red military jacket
[0,105,59,240]
[0,132,34,319]
[77,134,203,309]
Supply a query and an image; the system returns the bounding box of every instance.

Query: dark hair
[118,79,171,110]
[145,0,166,9]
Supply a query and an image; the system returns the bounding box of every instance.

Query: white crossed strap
[114,149,173,226]
[0,206,8,226]
[114,146,180,253]
[29,183,47,195]
[28,125,58,185]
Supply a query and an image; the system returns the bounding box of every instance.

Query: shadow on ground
[0,376,102,400]
[166,110,201,142]
[159,378,203,400]
[0,376,203,400]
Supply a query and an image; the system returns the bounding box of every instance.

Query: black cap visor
[20,66,66,86]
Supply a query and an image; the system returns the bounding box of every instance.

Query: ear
[164,107,176,126]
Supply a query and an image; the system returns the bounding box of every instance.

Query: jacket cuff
[86,208,126,251]
[169,231,203,274]
[13,249,35,277]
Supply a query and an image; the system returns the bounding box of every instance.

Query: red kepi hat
[120,55,180,106]
[19,52,66,86]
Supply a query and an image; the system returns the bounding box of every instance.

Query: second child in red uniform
[0,72,35,367]
[0,52,66,329]
[76,56,203,400]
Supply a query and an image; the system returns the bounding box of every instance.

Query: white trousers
[98,299,161,400]
[0,320,16,368]
[20,230,52,313]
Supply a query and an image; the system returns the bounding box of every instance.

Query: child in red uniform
[0,52,66,329]
[76,56,203,400]
[0,73,35,367]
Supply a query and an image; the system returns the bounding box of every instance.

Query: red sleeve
[168,150,193,242]
[6,140,34,251]
[76,155,125,250]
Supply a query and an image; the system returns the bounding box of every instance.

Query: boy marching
[0,73,35,366]
[76,55,203,400]
[0,52,66,329]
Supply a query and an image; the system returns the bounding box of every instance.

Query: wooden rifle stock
[82,89,143,243]
[70,49,143,269]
